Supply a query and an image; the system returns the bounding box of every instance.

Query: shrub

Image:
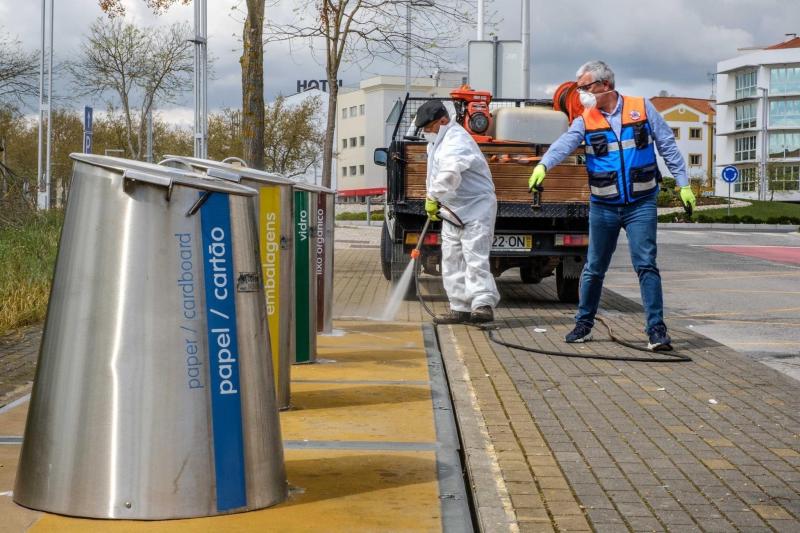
[661,177,677,191]
[656,191,674,207]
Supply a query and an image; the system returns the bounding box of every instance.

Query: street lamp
[404,0,433,97]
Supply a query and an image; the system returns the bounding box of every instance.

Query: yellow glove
[424,197,440,221]
[528,164,546,191]
[679,186,696,209]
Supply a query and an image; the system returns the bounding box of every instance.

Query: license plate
[492,234,532,251]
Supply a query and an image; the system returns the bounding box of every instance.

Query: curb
[658,223,799,232]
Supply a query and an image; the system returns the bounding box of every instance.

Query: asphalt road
[605,227,800,381]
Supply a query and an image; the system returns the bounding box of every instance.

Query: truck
[373,88,591,302]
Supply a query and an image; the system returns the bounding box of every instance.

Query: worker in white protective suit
[415,99,500,324]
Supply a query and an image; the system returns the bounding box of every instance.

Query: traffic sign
[721,165,739,183]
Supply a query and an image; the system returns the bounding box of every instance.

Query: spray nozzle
[410,249,421,260]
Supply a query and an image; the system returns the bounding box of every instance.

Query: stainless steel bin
[14,155,287,519]
[161,155,295,410]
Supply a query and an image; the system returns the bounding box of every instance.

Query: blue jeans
[576,196,664,333]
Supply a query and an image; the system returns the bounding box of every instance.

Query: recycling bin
[162,155,295,410]
[314,186,336,335]
[14,154,287,519]
[292,183,318,363]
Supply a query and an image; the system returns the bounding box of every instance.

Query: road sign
[84,106,93,133]
[721,165,739,183]
[83,132,92,154]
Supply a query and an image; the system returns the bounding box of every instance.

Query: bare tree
[265,0,473,188]
[263,94,324,178]
[0,29,39,105]
[68,18,193,160]
[100,0,268,169]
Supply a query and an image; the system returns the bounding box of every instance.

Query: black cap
[414,100,449,128]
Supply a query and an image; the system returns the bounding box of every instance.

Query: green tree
[263,95,323,177]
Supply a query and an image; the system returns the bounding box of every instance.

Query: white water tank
[491,107,568,144]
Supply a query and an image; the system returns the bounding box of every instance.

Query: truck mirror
[373,148,389,167]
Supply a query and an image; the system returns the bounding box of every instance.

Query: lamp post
[37,0,54,210]
[193,0,208,159]
[404,0,433,97]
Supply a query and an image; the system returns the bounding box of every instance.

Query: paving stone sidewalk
[335,245,800,532]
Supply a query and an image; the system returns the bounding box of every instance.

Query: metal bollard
[14,155,286,519]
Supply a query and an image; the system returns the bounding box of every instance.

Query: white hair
[576,60,615,89]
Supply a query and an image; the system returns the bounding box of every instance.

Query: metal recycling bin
[161,155,295,410]
[313,186,336,335]
[14,155,287,519]
[292,183,317,363]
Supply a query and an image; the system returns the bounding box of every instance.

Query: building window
[349,106,357,117]
[349,137,357,147]
[349,165,357,175]
[769,132,800,158]
[769,98,800,128]
[689,127,702,140]
[359,104,365,115]
[671,127,680,139]
[342,139,347,150]
[342,166,347,176]
[359,136,365,146]
[341,108,347,119]
[735,102,757,129]
[735,70,757,99]
[734,167,758,192]
[734,135,757,162]
[359,164,365,175]
[769,164,800,191]
[770,66,800,95]
[689,154,702,166]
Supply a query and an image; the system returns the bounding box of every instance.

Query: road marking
[690,244,800,248]
[606,271,800,289]
[672,317,800,327]
[727,341,800,346]
[678,306,800,318]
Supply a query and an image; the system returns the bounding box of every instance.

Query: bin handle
[221,156,248,167]
[158,157,192,170]
[206,167,242,183]
[123,169,175,202]
[186,192,212,217]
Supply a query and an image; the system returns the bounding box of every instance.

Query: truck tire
[391,242,417,300]
[556,260,580,303]
[519,265,541,284]
[380,220,392,280]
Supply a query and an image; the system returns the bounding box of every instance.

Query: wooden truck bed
[403,143,590,204]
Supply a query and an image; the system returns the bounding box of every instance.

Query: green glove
[424,197,441,221]
[680,186,697,209]
[528,164,546,191]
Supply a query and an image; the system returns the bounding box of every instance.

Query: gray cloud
[2,0,799,120]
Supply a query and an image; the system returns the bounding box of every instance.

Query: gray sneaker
[433,310,471,325]
[470,306,494,323]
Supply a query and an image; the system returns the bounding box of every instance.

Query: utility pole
[477,0,484,40]
[521,0,530,98]
[404,1,410,96]
[193,0,208,159]
[37,0,54,210]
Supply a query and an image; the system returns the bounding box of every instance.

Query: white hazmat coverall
[427,122,500,312]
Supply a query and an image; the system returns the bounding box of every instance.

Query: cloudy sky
[2,0,799,124]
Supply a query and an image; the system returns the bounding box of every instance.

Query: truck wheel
[556,261,580,303]
[519,265,541,284]
[380,220,392,281]
[391,242,417,300]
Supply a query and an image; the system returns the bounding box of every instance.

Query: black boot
[433,310,471,325]
[470,306,494,323]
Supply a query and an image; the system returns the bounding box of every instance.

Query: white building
[715,36,800,201]
[650,97,716,191]
[336,72,467,200]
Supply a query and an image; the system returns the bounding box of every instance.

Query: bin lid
[70,154,257,196]
[161,155,296,187]
[292,182,336,194]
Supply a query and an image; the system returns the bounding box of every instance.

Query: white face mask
[422,131,438,144]
[578,90,597,110]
